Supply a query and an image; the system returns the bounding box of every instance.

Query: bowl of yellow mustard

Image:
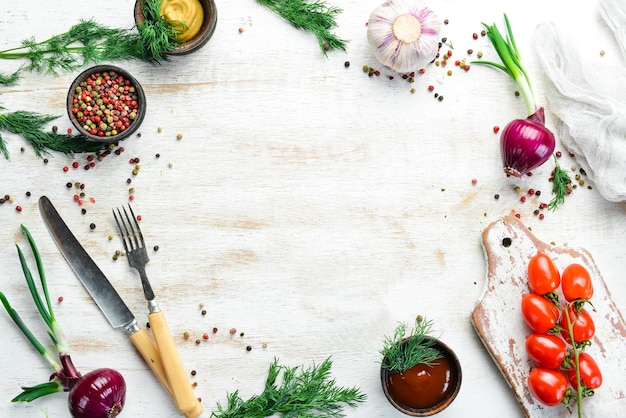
[134,0,217,55]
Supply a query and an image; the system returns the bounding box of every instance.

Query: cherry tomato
[528,367,568,406]
[561,263,594,302]
[560,305,595,344]
[521,293,560,334]
[568,352,602,390]
[527,252,560,295]
[525,333,567,369]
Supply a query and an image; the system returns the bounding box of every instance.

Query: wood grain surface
[472,215,626,417]
[1,1,625,417]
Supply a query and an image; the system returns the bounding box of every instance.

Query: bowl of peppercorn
[66,65,146,143]
[134,0,218,56]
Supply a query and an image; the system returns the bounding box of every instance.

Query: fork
[113,205,203,418]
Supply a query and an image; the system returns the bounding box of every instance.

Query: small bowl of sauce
[381,337,462,416]
[134,0,217,55]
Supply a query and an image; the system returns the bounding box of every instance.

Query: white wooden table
[1,1,624,417]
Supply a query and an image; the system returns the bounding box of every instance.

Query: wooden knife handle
[129,327,173,399]
[149,311,203,418]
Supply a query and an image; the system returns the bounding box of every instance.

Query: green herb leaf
[0,0,180,84]
[211,357,365,417]
[549,156,572,211]
[256,0,348,55]
[380,317,443,373]
[0,110,105,159]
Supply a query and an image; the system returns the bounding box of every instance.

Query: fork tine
[124,204,145,250]
[113,208,130,253]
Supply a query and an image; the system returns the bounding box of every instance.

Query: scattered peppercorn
[89,223,96,230]
[240,332,245,337]
[195,339,201,345]
[176,133,183,140]
[184,331,190,339]
[191,370,197,376]
[202,333,209,340]
[153,245,159,252]
[344,61,350,68]
[246,345,252,351]
[212,327,218,333]
[57,296,64,303]
[229,328,236,335]
[201,310,207,316]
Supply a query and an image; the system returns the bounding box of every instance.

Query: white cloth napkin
[534,0,626,202]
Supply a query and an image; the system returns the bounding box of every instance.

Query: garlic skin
[367,0,442,73]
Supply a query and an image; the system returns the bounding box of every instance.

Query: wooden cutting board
[471,215,626,417]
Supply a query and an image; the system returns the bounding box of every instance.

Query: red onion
[500,107,555,178]
[68,368,126,418]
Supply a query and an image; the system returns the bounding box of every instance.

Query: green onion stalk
[473,14,571,210]
[0,225,81,401]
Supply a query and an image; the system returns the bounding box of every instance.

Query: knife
[38,196,176,404]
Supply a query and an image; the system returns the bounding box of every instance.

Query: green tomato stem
[564,304,583,418]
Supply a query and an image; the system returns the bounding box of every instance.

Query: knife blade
[38,196,175,401]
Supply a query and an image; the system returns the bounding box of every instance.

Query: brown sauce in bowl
[386,353,457,409]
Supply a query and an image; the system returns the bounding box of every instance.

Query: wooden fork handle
[149,311,203,418]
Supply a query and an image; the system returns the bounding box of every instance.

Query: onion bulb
[501,107,555,178]
[367,0,442,73]
[68,368,126,418]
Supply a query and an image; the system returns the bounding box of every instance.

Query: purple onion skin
[68,368,126,418]
[500,107,555,178]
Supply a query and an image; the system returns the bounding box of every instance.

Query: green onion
[0,225,80,401]
[472,14,537,116]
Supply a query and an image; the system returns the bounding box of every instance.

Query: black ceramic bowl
[134,0,218,55]
[381,337,462,416]
[66,65,146,143]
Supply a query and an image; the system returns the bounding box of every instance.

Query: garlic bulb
[367,0,442,73]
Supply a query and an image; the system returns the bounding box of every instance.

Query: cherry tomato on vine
[528,367,569,406]
[527,252,560,295]
[560,305,595,344]
[525,333,567,369]
[521,293,560,334]
[561,263,594,302]
[568,352,602,390]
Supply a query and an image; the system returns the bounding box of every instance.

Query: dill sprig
[549,155,572,211]
[256,0,348,55]
[0,108,104,159]
[211,357,366,417]
[380,316,443,374]
[0,0,180,84]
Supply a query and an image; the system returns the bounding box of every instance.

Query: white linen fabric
[534,0,626,202]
